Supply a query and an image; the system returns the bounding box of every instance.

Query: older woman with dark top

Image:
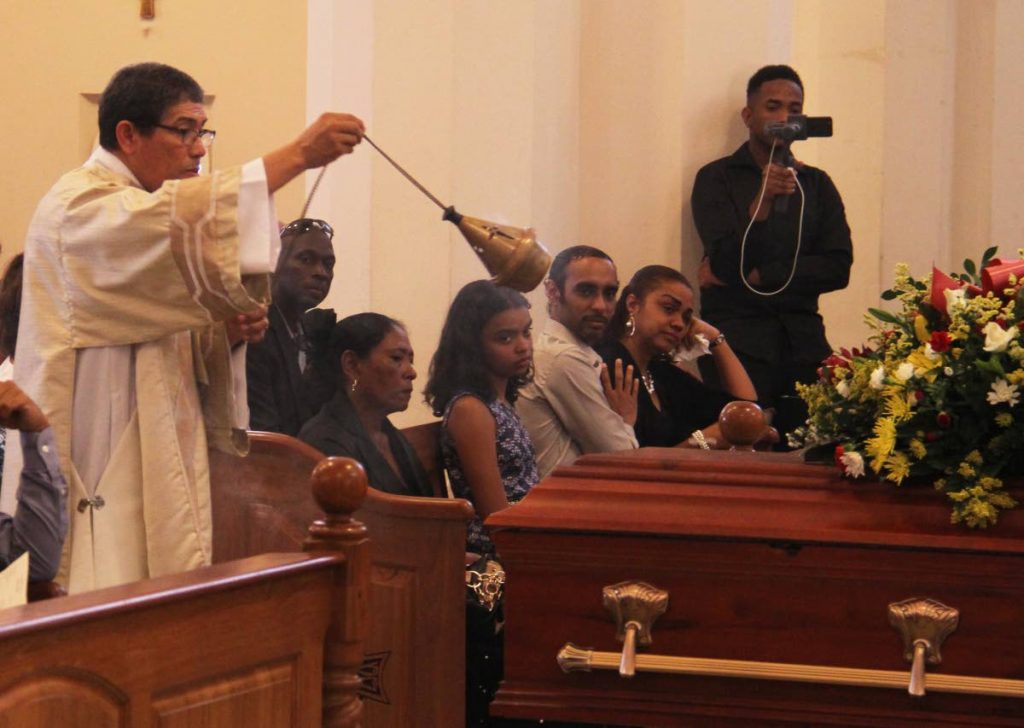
[298,312,434,497]
[597,265,759,449]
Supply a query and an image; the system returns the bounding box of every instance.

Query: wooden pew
[210,430,473,728]
[400,421,448,497]
[0,454,370,728]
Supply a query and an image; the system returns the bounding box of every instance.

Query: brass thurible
[363,135,551,293]
[887,597,960,697]
[602,581,669,678]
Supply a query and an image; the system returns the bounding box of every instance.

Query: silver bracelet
[709,333,726,349]
[690,430,711,450]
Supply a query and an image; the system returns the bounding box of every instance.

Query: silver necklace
[640,369,656,396]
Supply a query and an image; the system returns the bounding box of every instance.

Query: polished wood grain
[401,421,448,497]
[489,447,1024,727]
[210,430,473,728]
[0,457,369,728]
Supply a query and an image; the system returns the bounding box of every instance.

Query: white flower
[840,451,865,478]
[870,365,886,390]
[895,362,915,382]
[943,366,954,376]
[944,287,966,312]
[835,380,851,398]
[924,343,940,360]
[987,378,1020,407]
[982,322,1018,353]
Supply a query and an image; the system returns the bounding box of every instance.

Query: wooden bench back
[210,430,473,728]
[0,457,369,728]
[400,420,447,496]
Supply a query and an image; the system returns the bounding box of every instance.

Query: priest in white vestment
[4,63,364,593]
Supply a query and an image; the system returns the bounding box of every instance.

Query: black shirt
[246,305,318,436]
[596,341,737,448]
[691,142,852,366]
[298,390,435,498]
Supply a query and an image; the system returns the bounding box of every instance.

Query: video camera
[764,114,833,142]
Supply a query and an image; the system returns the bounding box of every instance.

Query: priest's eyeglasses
[281,219,334,239]
[154,124,217,148]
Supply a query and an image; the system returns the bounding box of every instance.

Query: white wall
[0,0,309,260]
[305,0,1023,425]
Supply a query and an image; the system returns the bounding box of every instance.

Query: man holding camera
[691,64,852,441]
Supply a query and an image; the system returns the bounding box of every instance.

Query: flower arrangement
[790,248,1024,528]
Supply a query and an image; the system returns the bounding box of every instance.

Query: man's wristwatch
[709,333,726,349]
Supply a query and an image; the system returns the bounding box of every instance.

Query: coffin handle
[887,597,959,697]
[601,581,669,679]
[619,620,640,677]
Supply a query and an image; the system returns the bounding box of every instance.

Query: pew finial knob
[311,457,369,517]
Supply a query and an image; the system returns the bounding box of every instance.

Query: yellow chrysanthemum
[883,391,912,422]
[996,412,1014,428]
[865,417,897,471]
[958,462,976,478]
[965,450,983,466]
[908,439,927,459]
[884,453,912,484]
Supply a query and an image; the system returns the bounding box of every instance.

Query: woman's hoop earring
[350,378,358,393]
[625,314,637,338]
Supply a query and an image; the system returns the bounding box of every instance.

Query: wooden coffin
[488,448,1024,727]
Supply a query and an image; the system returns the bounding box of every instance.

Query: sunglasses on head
[281,218,334,239]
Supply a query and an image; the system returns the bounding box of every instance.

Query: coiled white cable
[738,138,805,297]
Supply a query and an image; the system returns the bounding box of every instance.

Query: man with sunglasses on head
[247,218,336,436]
[7,62,364,593]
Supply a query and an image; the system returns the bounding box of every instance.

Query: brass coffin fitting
[888,597,960,697]
[602,581,669,677]
[557,591,1019,697]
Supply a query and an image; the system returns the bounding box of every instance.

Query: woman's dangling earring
[625,314,637,338]
[350,378,358,393]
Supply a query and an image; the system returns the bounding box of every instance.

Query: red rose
[936,411,952,429]
[914,390,926,402]
[925,431,940,442]
[929,330,952,353]
[823,354,849,370]
[834,445,845,472]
